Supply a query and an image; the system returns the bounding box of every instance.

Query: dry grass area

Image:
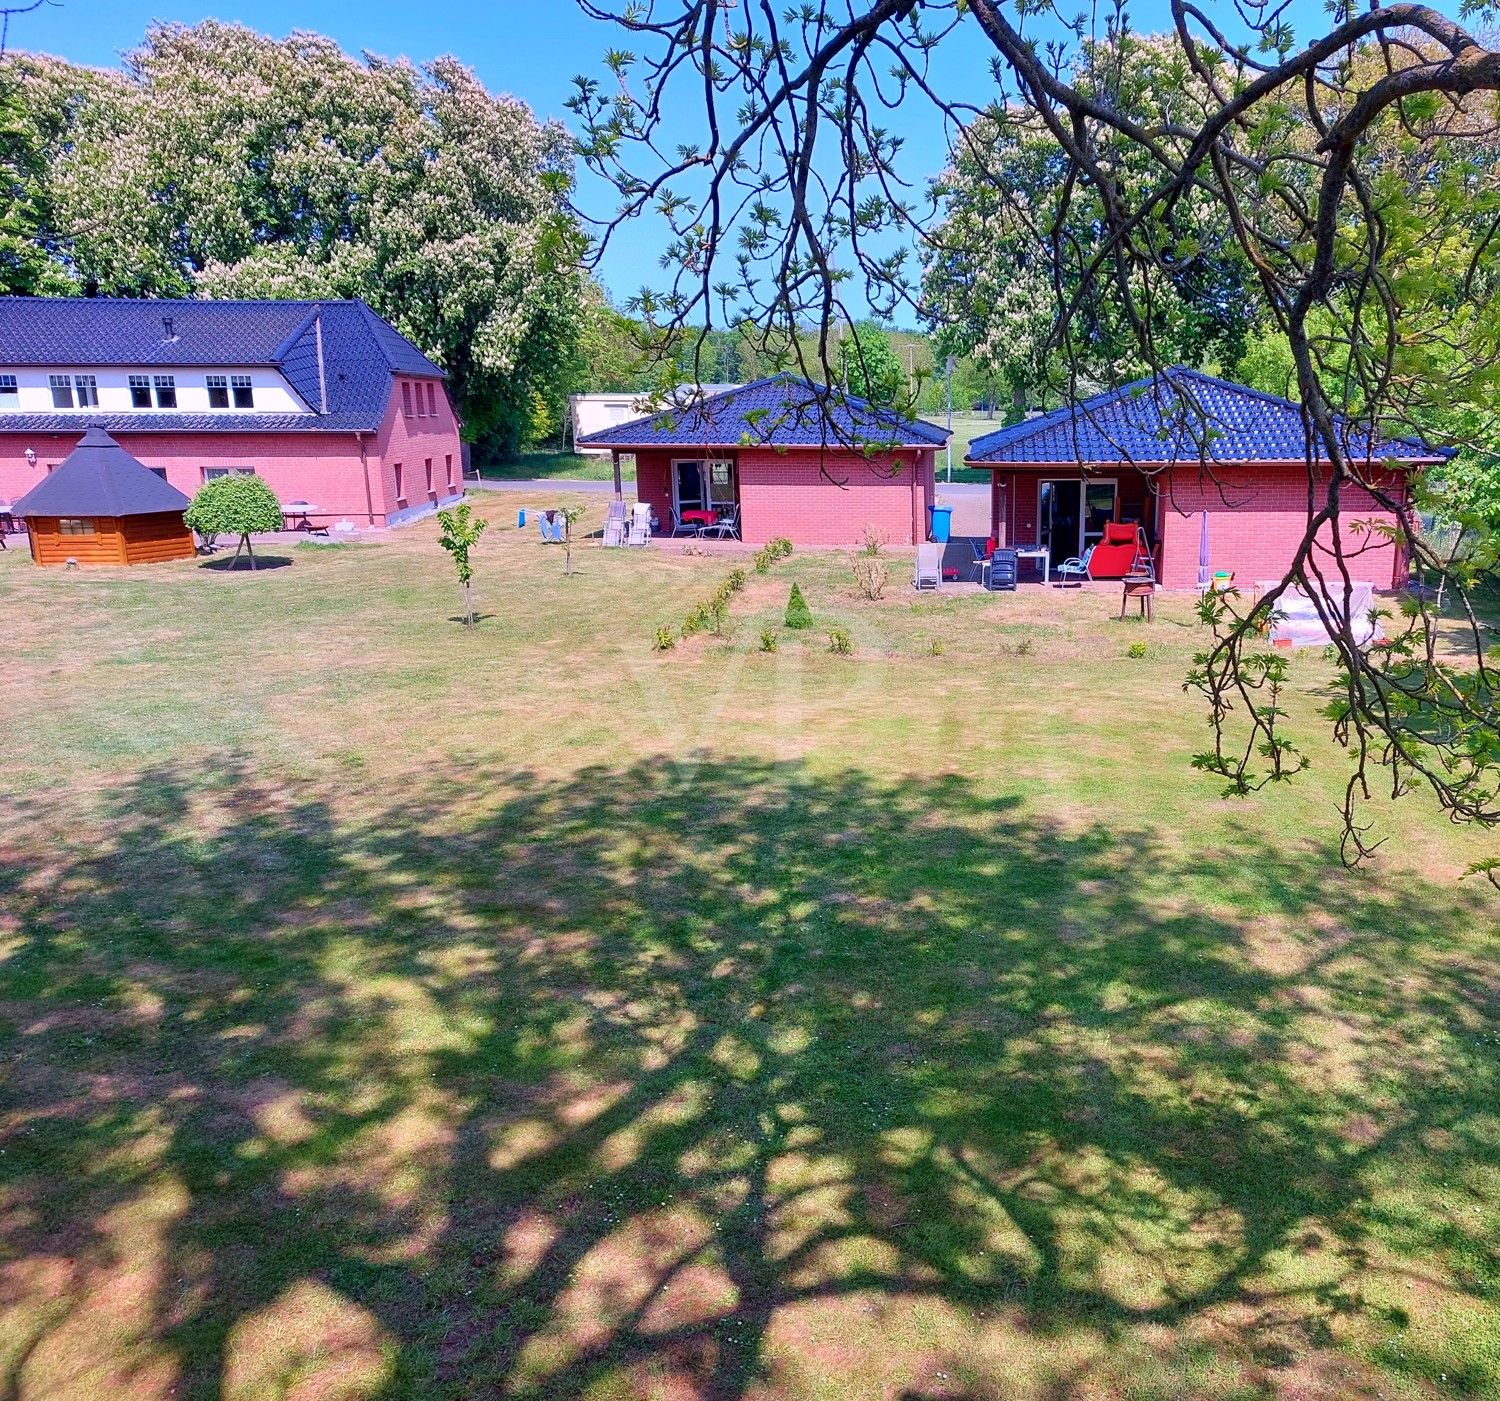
[0,499,1497,1401]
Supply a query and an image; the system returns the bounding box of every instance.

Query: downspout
[358,431,375,526]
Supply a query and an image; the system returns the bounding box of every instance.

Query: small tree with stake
[184,474,284,570]
[559,503,586,576]
[437,501,488,629]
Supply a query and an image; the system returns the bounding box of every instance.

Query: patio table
[1013,545,1050,585]
[680,509,717,527]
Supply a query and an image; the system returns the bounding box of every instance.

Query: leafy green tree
[13,21,585,454]
[184,474,284,570]
[921,33,1259,405]
[0,73,69,295]
[836,323,907,406]
[436,501,488,629]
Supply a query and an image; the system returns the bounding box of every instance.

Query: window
[394,461,405,502]
[231,374,254,409]
[202,466,256,481]
[0,375,17,407]
[57,518,95,535]
[424,458,433,496]
[426,383,437,417]
[153,375,177,409]
[206,375,229,409]
[148,467,168,481]
[129,375,152,408]
[445,453,453,489]
[401,382,413,418]
[73,374,98,407]
[49,374,74,409]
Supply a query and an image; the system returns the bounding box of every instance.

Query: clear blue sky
[17,0,1334,308]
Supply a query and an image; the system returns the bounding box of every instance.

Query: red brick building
[0,297,464,530]
[575,376,949,547]
[966,369,1447,589]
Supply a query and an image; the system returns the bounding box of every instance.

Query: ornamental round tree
[184,474,284,569]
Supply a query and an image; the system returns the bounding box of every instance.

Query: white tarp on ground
[1259,580,1380,647]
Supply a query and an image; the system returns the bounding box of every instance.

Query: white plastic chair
[913,542,942,590]
[627,502,652,547]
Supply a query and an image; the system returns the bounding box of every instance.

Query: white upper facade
[0,366,309,415]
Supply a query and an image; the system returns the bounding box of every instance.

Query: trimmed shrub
[827,626,853,655]
[759,627,778,653]
[785,582,813,630]
[1127,640,1147,659]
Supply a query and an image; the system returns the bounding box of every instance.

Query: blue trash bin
[929,504,952,544]
[517,508,526,528]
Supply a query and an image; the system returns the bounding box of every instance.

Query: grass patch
[0,514,1496,1400]
[474,448,634,483]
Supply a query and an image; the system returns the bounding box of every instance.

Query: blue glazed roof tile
[0,297,445,434]
[966,367,1448,466]
[575,374,950,450]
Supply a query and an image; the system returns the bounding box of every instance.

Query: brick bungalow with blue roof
[965,368,1448,590]
[0,297,464,530]
[575,374,950,547]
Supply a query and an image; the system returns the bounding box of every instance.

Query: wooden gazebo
[12,425,195,567]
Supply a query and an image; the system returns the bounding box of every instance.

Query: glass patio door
[1083,482,1118,552]
[1040,479,1082,568]
[674,460,707,514]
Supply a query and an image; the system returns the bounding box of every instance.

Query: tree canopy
[184,473,284,569]
[5,22,588,452]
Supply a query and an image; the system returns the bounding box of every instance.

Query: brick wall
[983,462,1409,588]
[1156,465,1408,590]
[0,378,464,529]
[626,446,931,546]
[738,446,926,546]
[371,377,465,523]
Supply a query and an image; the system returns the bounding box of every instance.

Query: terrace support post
[990,472,1002,544]
[612,450,622,501]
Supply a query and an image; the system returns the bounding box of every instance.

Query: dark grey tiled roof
[966,367,1448,465]
[575,374,951,449]
[12,424,192,517]
[0,297,444,433]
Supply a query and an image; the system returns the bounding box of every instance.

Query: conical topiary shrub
[784,582,813,630]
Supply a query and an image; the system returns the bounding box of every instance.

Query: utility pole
[945,355,955,483]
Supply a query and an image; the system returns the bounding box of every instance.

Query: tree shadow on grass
[199,555,294,572]
[0,757,1496,1399]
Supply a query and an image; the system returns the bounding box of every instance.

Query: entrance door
[674,460,707,514]
[1040,479,1118,566]
[1040,479,1082,568]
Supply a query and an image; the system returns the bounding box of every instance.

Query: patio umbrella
[1197,509,1211,590]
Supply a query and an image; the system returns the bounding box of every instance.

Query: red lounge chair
[1088,521,1145,579]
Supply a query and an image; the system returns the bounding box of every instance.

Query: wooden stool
[1121,575,1155,621]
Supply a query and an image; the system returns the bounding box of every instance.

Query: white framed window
[206,375,229,409]
[49,374,74,409]
[0,374,18,407]
[202,466,256,481]
[129,375,152,408]
[230,374,254,409]
[153,375,177,409]
[73,374,98,407]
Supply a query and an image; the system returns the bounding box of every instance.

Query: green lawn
[1,506,1497,1400]
[475,447,637,482]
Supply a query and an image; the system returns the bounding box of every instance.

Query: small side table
[1120,574,1155,621]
